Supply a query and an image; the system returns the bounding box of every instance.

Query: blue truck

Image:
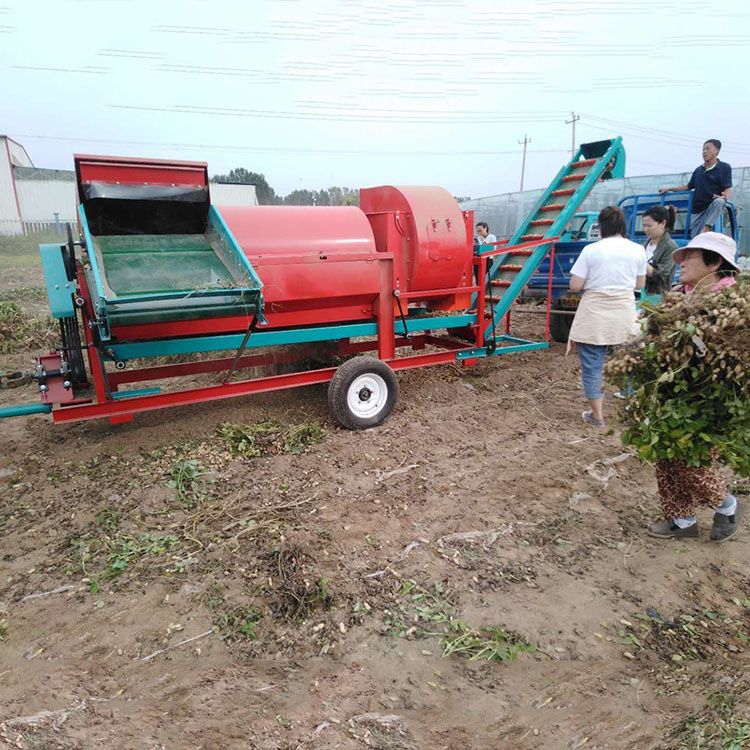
[526,191,741,342]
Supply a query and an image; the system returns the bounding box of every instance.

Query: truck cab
[620,191,738,248]
[527,191,741,342]
[560,211,600,242]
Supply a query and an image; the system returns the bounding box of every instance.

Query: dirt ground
[1,241,749,750]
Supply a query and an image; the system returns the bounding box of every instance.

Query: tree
[280,188,358,206]
[282,189,317,206]
[211,168,278,205]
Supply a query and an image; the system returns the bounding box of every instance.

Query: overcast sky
[2,0,749,198]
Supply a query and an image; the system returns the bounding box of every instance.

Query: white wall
[16,179,77,223]
[2,168,259,235]
[0,137,23,235]
[6,138,32,167]
[211,182,258,206]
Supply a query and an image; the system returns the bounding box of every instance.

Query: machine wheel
[550,302,574,344]
[327,357,398,430]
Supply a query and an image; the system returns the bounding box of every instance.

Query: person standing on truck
[658,139,732,237]
[476,222,497,245]
[642,205,677,295]
[567,206,646,427]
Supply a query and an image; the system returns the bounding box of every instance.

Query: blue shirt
[688,160,732,212]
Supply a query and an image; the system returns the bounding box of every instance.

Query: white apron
[567,289,639,353]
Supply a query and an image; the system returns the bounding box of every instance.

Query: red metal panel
[219,205,382,328]
[74,154,208,189]
[51,340,475,424]
[359,186,472,310]
[37,353,76,405]
[52,367,340,423]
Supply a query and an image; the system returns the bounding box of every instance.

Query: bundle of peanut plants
[606,276,750,472]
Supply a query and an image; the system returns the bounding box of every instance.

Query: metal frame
[78,202,264,341]
[481,138,624,339]
[15,235,556,425]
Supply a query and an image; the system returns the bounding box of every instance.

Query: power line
[580,113,750,150]
[10,132,569,158]
[579,121,750,157]
[109,103,569,125]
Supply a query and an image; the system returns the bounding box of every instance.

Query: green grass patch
[95,507,121,532]
[0,301,56,353]
[616,607,750,663]
[217,419,324,458]
[441,621,536,662]
[0,617,7,642]
[671,690,750,749]
[0,232,61,255]
[167,458,205,508]
[385,579,535,663]
[0,254,43,270]
[67,528,180,582]
[0,286,47,303]
[205,583,264,642]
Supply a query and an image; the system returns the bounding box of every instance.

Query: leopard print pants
[655,459,726,519]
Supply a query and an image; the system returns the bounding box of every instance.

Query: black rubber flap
[580,140,613,159]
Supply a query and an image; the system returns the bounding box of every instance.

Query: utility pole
[518,133,530,191]
[565,111,580,157]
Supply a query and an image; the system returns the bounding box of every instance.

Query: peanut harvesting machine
[0,139,624,428]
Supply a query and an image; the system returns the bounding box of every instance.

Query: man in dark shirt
[659,139,732,237]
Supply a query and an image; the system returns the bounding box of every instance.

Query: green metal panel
[112,387,161,400]
[208,204,265,296]
[105,313,476,361]
[78,203,263,333]
[39,244,76,318]
[455,338,549,360]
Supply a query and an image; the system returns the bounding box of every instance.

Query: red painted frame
[49,239,558,425]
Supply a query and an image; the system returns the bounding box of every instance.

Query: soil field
[1,236,749,750]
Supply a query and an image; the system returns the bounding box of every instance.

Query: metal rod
[223,315,257,384]
[513,307,576,316]
[545,243,555,340]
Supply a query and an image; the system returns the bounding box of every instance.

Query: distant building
[0,135,34,235]
[0,136,258,236]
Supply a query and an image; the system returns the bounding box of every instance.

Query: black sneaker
[711,499,743,543]
[647,520,699,539]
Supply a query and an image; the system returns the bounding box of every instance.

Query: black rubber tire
[327,357,398,430]
[550,303,574,344]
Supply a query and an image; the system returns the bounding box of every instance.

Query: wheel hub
[346,373,388,420]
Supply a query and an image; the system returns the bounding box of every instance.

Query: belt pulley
[57,223,87,385]
[59,314,87,385]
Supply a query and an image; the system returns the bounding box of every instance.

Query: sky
[1,0,749,199]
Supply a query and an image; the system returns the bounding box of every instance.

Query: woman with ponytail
[642,205,677,295]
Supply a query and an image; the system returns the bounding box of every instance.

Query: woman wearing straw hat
[647,232,743,542]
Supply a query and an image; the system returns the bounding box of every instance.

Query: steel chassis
[22,237,558,425]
